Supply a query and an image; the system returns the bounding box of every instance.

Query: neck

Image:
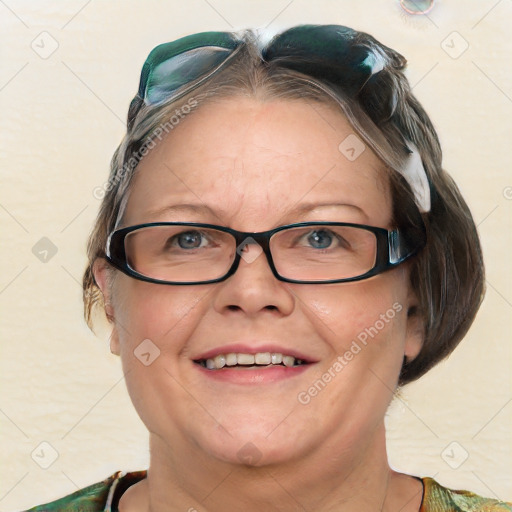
[128,423,408,512]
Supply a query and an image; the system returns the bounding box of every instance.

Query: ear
[403,287,424,363]
[92,258,121,356]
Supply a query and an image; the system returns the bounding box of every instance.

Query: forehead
[122,96,392,228]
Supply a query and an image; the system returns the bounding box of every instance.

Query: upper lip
[193,343,318,363]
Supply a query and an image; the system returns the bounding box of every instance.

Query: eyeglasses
[105,222,426,285]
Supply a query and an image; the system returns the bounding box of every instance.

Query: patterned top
[23,471,512,512]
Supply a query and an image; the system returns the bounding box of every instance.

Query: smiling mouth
[194,352,309,370]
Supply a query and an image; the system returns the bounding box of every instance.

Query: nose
[212,239,295,317]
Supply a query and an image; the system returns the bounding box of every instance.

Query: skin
[94,96,425,512]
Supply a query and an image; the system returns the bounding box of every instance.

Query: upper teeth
[200,353,304,370]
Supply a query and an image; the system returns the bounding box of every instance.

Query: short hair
[83,25,484,385]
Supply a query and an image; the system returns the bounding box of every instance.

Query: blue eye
[307,229,334,249]
[175,231,206,249]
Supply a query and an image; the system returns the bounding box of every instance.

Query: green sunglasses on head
[132,24,391,109]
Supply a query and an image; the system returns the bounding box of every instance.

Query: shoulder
[422,477,512,512]
[22,470,148,512]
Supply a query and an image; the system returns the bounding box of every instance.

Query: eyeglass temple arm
[388,228,423,265]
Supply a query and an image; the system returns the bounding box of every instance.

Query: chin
[207,438,304,468]
[194,416,313,468]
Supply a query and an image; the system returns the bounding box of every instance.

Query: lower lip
[193,363,312,384]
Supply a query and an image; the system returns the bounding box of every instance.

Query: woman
[24,24,511,511]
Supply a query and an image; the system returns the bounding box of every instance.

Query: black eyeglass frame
[105,221,426,285]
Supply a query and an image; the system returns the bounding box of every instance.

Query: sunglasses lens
[140,31,241,105]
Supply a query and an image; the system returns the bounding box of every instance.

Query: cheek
[289,278,409,441]
[112,276,210,350]
[110,279,206,432]
[297,274,408,358]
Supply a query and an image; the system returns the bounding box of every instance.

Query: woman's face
[96,97,422,466]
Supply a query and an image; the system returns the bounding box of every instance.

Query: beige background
[1,1,511,510]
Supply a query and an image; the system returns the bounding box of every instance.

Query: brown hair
[83,26,484,385]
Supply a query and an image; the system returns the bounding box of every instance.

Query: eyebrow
[289,201,366,216]
[146,201,366,220]
[147,203,218,217]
